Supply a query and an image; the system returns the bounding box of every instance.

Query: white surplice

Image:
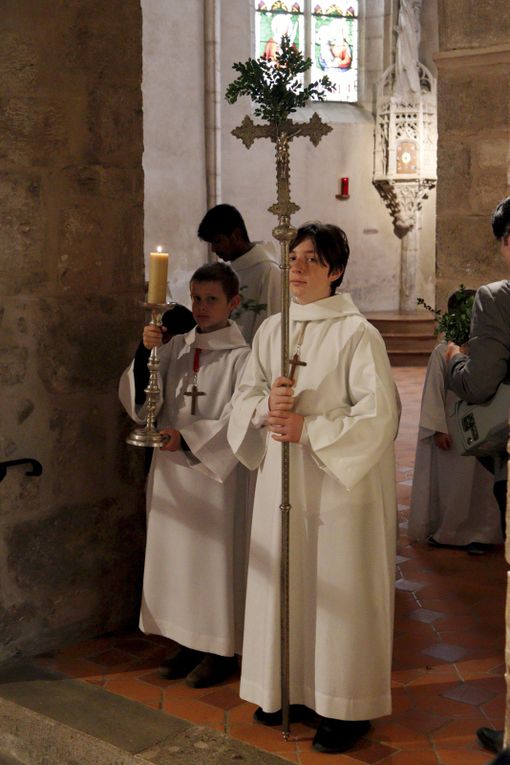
[409,342,502,545]
[229,242,281,343]
[227,294,399,720]
[119,322,250,656]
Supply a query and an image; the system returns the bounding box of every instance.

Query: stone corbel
[372,178,436,238]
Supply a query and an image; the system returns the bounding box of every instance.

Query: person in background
[446,196,510,756]
[198,203,281,343]
[409,289,502,554]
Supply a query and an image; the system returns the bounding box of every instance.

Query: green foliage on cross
[225,35,334,125]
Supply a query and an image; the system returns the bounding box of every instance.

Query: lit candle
[147,246,169,304]
[339,177,349,197]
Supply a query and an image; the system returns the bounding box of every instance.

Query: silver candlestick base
[126,300,175,448]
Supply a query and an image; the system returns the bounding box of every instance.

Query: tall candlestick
[147,246,169,304]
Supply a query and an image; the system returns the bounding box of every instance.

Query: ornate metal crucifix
[184,384,206,415]
[184,348,206,415]
[288,351,307,382]
[232,111,331,738]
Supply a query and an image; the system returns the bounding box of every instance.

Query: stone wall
[0,1,146,660]
[435,1,510,306]
[142,0,208,304]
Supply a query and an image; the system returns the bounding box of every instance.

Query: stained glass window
[254,1,305,61]
[254,1,358,103]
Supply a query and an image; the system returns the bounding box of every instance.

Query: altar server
[228,223,399,754]
[409,330,501,552]
[119,262,250,688]
[198,203,281,343]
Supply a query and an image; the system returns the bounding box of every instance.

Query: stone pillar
[0,1,146,660]
[399,220,419,312]
[204,0,222,211]
[435,3,510,306]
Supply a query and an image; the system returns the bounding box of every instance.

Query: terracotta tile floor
[38,367,507,764]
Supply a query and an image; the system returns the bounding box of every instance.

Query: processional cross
[232,110,331,738]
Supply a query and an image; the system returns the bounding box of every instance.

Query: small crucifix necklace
[184,348,206,415]
[288,323,307,381]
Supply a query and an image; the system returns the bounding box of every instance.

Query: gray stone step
[0,661,289,765]
[0,696,143,765]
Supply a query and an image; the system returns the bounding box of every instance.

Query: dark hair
[447,288,476,312]
[162,304,196,334]
[290,222,350,294]
[491,196,510,240]
[190,262,240,300]
[197,204,250,243]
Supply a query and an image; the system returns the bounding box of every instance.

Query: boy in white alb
[119,263,250,688]
[228,223,399,754]
[198,204,281,343]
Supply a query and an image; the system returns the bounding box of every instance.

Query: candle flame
[157,245,162,253]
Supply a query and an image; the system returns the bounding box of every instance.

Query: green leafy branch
[232,286,267,320]
[417,284,475,346]
[225,35,334,125]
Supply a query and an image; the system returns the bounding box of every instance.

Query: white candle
[147,246,169,304]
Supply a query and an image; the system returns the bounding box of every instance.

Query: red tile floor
[38,367,507,764]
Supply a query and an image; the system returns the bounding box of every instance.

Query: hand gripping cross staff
[226,37,333,739]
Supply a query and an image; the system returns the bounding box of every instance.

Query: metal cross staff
[232,112,332,738]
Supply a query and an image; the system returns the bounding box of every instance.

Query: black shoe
[160,646,204,679]
[488,749,510,765]
[185,653,238,688]
[466,542,493,555]
[477,726,504,753]
[253,704,312,726]
[428,536,462,549]
[312,718,370,754]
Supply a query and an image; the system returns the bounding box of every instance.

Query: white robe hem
[239,679,392,720]
[140,613,236,657]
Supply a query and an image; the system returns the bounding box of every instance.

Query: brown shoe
[186,653,238,688]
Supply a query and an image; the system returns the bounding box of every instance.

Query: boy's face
[190,280,239,333]
[208,229,245,262]
[289,237,342,304]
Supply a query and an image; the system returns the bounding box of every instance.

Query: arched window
[254,1,359,103]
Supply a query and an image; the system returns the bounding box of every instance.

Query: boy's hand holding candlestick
[143,324,166,349]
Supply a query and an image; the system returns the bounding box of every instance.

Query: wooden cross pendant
[185,384,206,415]
[289,352,307,381]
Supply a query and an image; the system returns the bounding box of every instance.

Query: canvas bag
[447,382,510,457]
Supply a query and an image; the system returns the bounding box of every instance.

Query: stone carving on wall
[373,0,437,311]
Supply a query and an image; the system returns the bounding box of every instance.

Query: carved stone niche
[373,62,437,237]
